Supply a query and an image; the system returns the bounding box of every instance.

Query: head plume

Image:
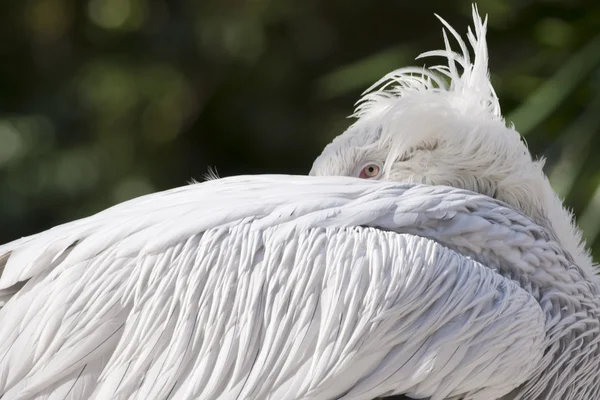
[355,5,498,120]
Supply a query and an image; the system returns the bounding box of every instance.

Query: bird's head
[310,6,596,276]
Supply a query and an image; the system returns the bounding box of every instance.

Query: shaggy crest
[355,6,499,121]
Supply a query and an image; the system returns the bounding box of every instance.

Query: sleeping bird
[0,5,598,400]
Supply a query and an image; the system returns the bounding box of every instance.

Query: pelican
[0,5,598,400]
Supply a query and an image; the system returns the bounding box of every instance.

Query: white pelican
[0,5,598,400]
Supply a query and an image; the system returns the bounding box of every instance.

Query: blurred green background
[0,0,599,261]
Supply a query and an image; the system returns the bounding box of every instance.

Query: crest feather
[354,5,500,120]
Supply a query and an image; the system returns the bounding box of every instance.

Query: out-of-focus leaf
[580,181,600,247]
[548,93,600,198]
[507,33,600,135]
[316,46,412,99]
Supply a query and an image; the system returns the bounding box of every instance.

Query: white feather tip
[354,4,500,120]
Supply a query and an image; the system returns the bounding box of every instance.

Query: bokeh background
[1,0,599,261]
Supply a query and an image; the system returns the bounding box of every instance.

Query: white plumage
[0,177,555,400]
[1,6,599,400]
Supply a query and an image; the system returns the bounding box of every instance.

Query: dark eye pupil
[368,167,374,173]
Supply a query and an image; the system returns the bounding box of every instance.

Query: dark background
[0,0,599,261]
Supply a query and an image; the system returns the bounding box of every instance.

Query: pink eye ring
[359,163,381,179]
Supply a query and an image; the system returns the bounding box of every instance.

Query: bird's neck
[536,177,597,281]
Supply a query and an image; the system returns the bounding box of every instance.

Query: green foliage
[0,0,599,260]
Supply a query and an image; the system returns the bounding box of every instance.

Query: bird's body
[1,5,600,400]
[0,175,583,400]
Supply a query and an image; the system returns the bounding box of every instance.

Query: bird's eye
[359,163,381,179]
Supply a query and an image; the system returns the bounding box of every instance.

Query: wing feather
[0,175,592,399]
